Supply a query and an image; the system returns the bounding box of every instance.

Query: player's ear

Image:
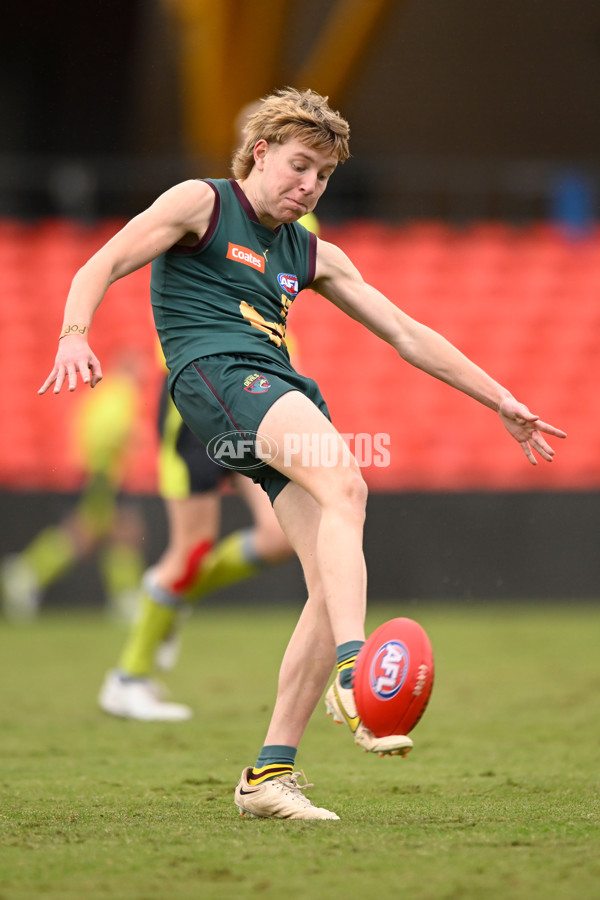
[253,139,269,170]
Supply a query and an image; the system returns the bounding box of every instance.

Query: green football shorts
[172,353,331,504]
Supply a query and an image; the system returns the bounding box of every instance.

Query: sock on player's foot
[22,526,76,588]
[118,594,178,677]
[248,744,297,785]
[335,640,364,689]
[185,529,262,599]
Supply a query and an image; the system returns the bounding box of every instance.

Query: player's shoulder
[162,178,215,204]
[171,178,215,198]
[153,179,217,231]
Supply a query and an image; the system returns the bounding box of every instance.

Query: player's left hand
[38,335,103,395]
[498,396,566,464]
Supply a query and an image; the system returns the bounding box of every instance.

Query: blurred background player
[97,99,319,723]
[0,358,146,622]
[97,376,295,722]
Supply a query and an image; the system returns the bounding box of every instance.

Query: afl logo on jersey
[278,273,299,296]
[243,373,271,394]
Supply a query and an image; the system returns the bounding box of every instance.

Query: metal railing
[0,152,597,227]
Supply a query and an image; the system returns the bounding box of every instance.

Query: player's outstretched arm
[39,180,216,396]
[312,239,566,464]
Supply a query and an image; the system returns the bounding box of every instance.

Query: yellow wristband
[59,323,89,339]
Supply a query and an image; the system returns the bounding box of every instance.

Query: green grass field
[1,601,599,900]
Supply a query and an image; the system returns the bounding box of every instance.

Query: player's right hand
[497,395,566,464]
[38,336,103,395]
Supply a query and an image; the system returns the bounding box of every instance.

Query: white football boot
[235,767,339,820]
[325,674,413,757]
[98,670,193,722]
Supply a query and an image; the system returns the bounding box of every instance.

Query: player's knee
[336,466,368,517]
[313,464,368,520]
[143,568,185,609]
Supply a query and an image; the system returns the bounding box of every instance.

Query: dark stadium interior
[3,0,600,221]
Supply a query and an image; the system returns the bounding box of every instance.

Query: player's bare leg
[257,390,368,645]
[236,391,400,817]
[235,484,340,820]
[232,472,293,564]
[263,484,337,747]
[154,493,220,587]
[263,593,336,747]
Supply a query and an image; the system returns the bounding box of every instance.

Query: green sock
[22,527,76,588]
[336,640,364,688]
[186,529,262,600]
[248,745,297,785]
[118,593,178,677]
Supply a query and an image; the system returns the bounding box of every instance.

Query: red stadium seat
[1,217,598,491]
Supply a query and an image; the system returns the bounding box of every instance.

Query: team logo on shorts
[278,273,299,295]
[243,373,271,393]
[370,640,409,700]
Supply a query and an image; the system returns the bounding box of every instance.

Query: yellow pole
[295,0,399,100]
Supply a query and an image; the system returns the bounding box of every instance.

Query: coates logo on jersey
[227,243,265,272]
[278,273,299,296]
[369,640,409,701]
[243,373,271,394]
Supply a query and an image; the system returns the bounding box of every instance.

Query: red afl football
[353,617,434,737]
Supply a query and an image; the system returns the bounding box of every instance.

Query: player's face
[254,139,337,226]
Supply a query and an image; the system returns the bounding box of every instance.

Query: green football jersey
[150,178,317,388]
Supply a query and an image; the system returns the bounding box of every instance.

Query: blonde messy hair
[231,87,350,180]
